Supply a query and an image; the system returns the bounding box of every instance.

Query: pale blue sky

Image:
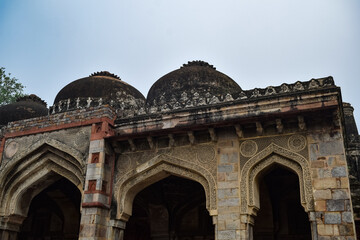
[0,0,359,124]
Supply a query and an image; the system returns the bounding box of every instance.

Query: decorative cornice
[49,76,336,118]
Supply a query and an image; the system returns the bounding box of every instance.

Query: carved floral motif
[240,140,258,158]
[288,134,307,152]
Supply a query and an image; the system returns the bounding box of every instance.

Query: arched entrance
[18,177,81,240]
[124,176,214,240]
[253,165,311,240]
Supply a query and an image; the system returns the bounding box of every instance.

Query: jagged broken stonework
[0,61,359,239]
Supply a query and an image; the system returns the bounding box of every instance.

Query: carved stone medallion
[288,135,307,152]
[4,141,19,159]
[240,140,258,157]
[117,155,132,172]
[196,145,215,164]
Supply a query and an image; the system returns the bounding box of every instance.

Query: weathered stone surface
[317,224,334,236]
[324,212,341,224]
[338,224,354,236]
[332,166,347,177]
[327,200,345,211]
[314,178,337,189]
[218,198,240,207]
[218,165,233,173]
[314,189,332,200]
[218,230,236,240]
[342,212,353,223]
[319,142,344,156]
[332,189,349,200]
[0,67,357,240]
[218,189,238,199]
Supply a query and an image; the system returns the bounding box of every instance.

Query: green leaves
[0,67,25,105]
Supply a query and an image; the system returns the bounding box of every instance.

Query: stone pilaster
[216,130,241,240]
[0,216,23,240]
[79,121,115,240]
[108,220,126,240]
[308,129,357,239]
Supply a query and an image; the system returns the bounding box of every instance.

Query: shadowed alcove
[253,166,311,240]
[124,175,214,240]
[18,178,81,240]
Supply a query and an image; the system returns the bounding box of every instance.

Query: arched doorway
[124,175,214,240]
[253,166,311,240]
[18,178,81,240]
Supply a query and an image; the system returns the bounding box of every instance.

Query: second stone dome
[53,71,145,116]
[146,61,242,112]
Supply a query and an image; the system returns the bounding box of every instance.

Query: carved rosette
[116,155,132,173]
[196,145,216,165]
[4,141,19,159]
[288,134,307,152]
[240,140,258,158]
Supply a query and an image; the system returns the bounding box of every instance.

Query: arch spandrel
[240,143,314,215]
[0,139,85,219]
[0,137,85,173]
[115,154,217,221]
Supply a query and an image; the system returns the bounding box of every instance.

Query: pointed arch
[115,154,217,221]
[240,143,314,215]
[0,137,86,219]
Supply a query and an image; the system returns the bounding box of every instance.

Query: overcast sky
[0,0,359,125]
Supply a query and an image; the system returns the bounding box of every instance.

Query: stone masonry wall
[4,105,115,134]
[308,129,356,239]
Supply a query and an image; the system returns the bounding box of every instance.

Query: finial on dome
[181,61,216,70]
[16,94,47,107]
[89,71,121,80]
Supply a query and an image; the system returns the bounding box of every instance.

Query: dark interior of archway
[253,166,311,240]
[124,175,214,240]
[18,178,81,240]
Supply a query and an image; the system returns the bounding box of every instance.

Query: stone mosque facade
[0,61,359,240]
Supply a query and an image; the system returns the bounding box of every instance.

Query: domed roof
[0,94,48,126]
[146,61,242,112]
[53,71,145,116]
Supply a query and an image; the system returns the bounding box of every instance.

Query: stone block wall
[4,105,115,134]
[308,130,356,239]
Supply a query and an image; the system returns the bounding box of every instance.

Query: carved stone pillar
[109,220,126,240]
[308,212,319,240]
[216,129,242,239]
[0,216,23,240]
[149,204,170,240]
[239,214,255,240]
[79,121,115,240]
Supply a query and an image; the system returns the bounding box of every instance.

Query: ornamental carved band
[115,153,217,221]
[0,138,85,218]
[240,143,314,215]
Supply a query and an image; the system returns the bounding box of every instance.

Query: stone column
[0,230,17,240]
[0,216,23,240]
[239,214,255,240]
[308,211,319,240]
[108,220,126,240]
[216,130,241,240]
[148,204,170,240]
[79,121,115,240]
